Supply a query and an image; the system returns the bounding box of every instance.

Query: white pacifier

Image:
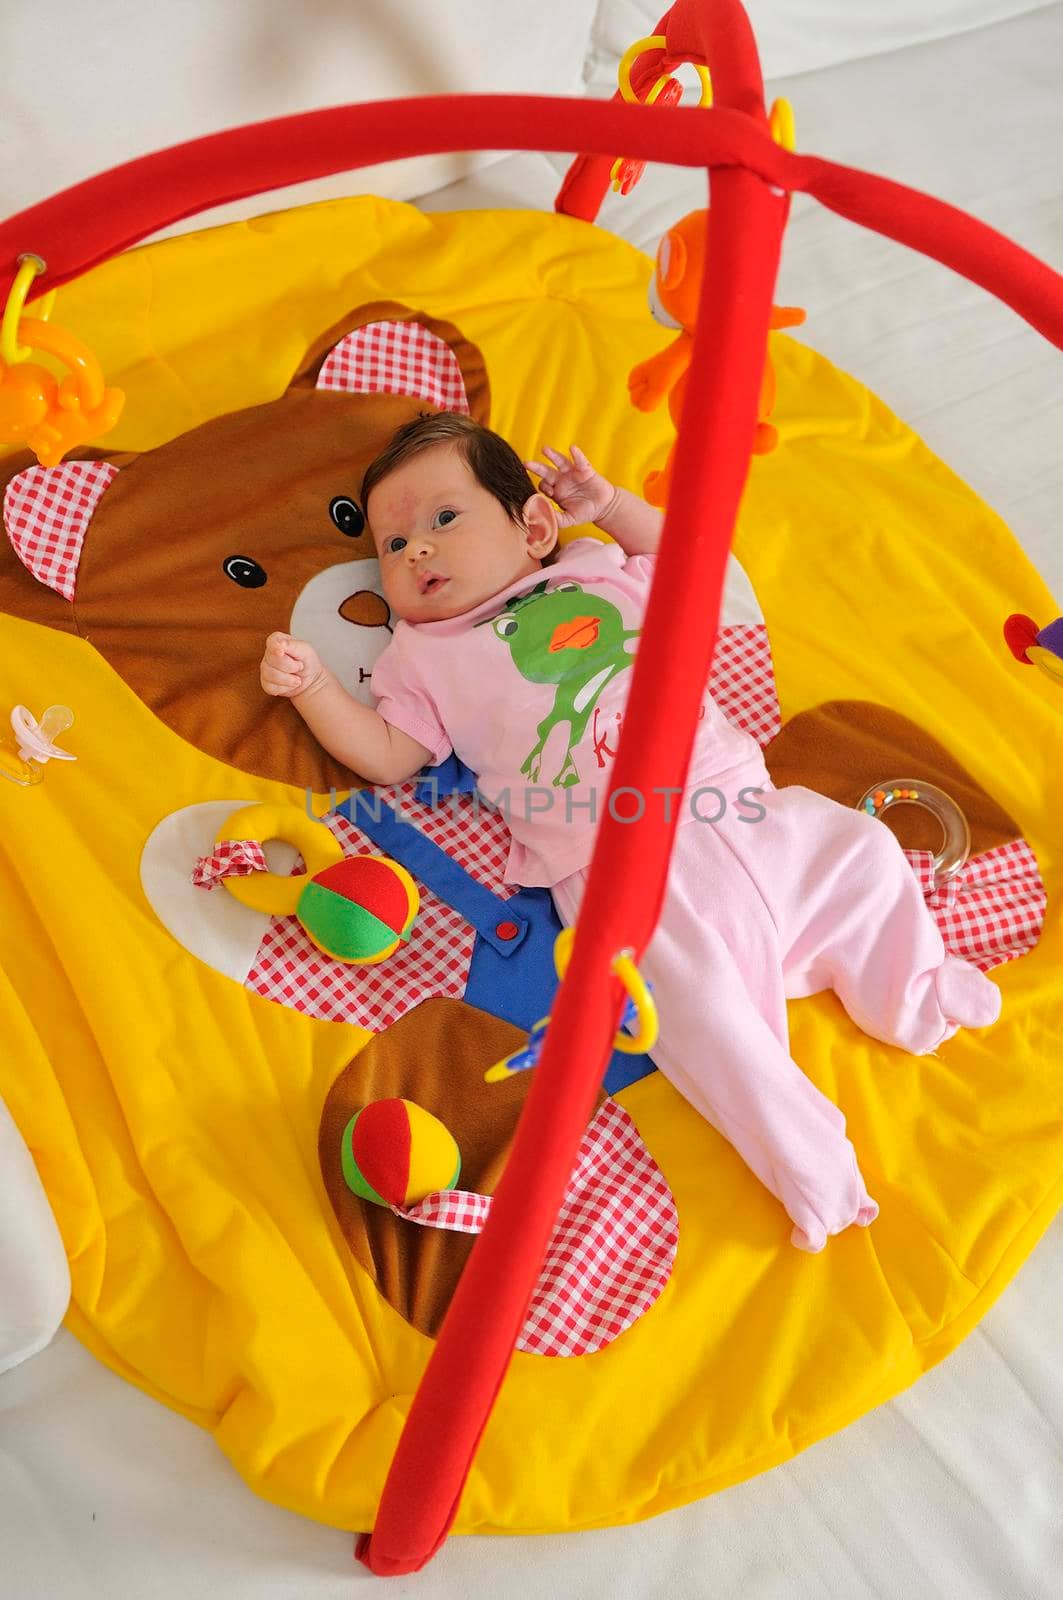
[0,705,77,786]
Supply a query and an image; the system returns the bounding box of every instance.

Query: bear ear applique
[291,302,490,422]
[3,459,118,601]
[316,320,472,412]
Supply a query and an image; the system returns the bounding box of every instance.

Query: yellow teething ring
[216,802,344,916]
[553,927,659,1054]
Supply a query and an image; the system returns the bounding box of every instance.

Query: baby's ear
[523,492,560,557]
[287,301,491,424]
[0,451,124,629]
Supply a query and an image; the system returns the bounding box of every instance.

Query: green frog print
[482,579,639,788]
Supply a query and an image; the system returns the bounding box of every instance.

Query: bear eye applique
[223,555,268,588]
[329,496,366,538]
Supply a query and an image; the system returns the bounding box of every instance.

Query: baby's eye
[434,509,457,528]
[385,536,407,555]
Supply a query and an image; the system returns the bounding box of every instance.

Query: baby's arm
[525,444,663,557]
[260,632,431,785]
[593,482,663,558]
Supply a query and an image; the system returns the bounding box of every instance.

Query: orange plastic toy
[628,208,805,504]
[0,257,124,467]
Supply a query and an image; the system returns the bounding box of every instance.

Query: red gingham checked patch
[244,783,516,1029]
[903,838,1046,971]
[393,1098,678,1357]
[190,837,269,889]
[710,624,781,746]
[316,321,471,412]
[3,460,117,600]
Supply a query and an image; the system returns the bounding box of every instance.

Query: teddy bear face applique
[0,303,489,792]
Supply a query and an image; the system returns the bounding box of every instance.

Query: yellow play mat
[0,193,1059,1535]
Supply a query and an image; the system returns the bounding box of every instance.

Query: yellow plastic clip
[617,35,712,107]
[768,97,796,151]
[612,34,713,196]
[553,927,659,1054]
[610,950,658,1053]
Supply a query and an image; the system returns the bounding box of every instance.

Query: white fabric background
[1,1,1061,1593]
[0,0,598,235]
[0,1099,69,1378]
[585,0,1058,84]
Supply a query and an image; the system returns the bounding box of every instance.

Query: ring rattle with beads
[856,778,971,889]
[484,925,658,1082]
[198,802,419,963]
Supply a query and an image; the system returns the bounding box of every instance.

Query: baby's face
[368,444,557,623]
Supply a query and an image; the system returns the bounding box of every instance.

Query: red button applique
[495,920,519,941]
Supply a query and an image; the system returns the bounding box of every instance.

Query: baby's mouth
[418,572,449,597]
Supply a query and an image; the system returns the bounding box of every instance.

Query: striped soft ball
[340,1099,461,1208]
[296,854,418,963]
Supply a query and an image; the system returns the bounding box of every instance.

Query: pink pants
[552,782,1001,1252]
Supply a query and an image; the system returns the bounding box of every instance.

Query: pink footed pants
[551,782,1001,1252]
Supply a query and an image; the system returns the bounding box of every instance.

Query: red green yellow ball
[341,1099,461,1207]
[297,854,418,963]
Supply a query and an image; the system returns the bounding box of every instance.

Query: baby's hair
[360,412,536,528]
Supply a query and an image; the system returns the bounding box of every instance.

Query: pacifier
[0,705,77,786]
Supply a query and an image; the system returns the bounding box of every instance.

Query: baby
[260,411,1002,1251]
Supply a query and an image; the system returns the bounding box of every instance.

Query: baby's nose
[406,537,434,562]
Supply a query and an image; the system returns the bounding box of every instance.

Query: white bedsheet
[2,5,1060,1594]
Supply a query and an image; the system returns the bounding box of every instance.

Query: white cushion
[0,1096,69,1375]
[1,0,599,240]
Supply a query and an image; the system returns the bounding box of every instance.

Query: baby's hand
[524,444,617,529]
[260,632,326,698]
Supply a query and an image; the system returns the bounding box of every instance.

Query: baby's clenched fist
[260,632,326,698]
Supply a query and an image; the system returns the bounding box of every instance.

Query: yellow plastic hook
[617,34,712,107]
[1,255,49,366]
[553,927,660,1054]
[768,97,796,151]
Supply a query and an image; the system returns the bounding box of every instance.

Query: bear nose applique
[339,591,392,629]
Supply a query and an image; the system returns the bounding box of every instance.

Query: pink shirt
[371,538,769,886]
